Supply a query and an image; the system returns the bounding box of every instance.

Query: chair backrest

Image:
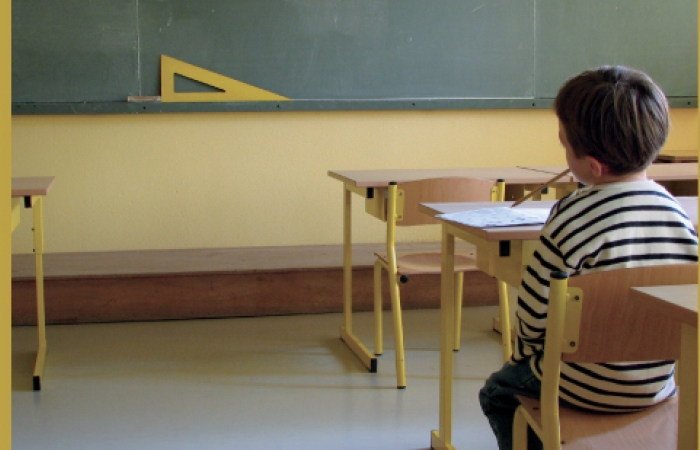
[561,264,698,363]
[532,264,697,450]
[396,177,498,226]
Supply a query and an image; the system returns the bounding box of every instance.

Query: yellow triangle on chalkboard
[160,55,289,102]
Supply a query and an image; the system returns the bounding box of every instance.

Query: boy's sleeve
[511,231,568,363]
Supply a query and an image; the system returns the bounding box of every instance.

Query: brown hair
[554,66,669,175]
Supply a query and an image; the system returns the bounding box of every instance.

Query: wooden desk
[630,284,698,450]
[656,150,698,163]
[521,162,698,182]
[420,197,698,450]
[328,167,576,187]
[647,162,699,180]
[12,176,55,391]
[521,163,698,197]
[518,163,697,183]
[327,168,570,373]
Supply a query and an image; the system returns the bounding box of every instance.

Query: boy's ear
[584,156,608,177]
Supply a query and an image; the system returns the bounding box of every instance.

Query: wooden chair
[513,264,698,449]
[373,177,504,388]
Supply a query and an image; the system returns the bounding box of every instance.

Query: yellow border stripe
[1,0,11,447]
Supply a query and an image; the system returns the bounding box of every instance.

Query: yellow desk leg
[678,324,697,450]
[11,197,21,233]
[342,186,353,335]
[432,225,456,449]
[491,178,513,362]
[338,185,377,372]
[31,196,47,391]
[453,272,464,351]
[373,260,384,356]
[430,430,457,450]
[497,280,512,362]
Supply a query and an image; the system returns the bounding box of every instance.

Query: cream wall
[11,108,698,255]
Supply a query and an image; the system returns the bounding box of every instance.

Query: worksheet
[437,207,551,228]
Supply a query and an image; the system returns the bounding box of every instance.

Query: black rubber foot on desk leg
[33,376,41,391]
[370,358,377,373]
[397,385,406,390]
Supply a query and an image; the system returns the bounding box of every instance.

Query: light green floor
[12,306,504,450]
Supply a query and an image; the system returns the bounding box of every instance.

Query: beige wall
[11,108,698,254]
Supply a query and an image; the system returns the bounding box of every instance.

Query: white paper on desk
[437,207,551,228]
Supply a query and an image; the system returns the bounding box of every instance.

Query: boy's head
[554,66,669,176]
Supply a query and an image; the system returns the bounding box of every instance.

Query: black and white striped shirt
[512,180,698,412]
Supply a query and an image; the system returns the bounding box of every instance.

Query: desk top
[630,284,698,327]
[420,196,698,242]
[647,162,698,180]
[420,200,557,241]
[655,150,698,163]
[12,177,56,197]
[329,162,695,189]
[328,167,575,188]
[519,163,698,182]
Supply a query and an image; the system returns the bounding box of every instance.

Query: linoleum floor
[12,306,504,450]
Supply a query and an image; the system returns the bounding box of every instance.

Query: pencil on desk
[511,168,571,207]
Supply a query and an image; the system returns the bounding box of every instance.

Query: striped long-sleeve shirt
[512,180,698,412]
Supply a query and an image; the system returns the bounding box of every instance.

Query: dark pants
[479,359,543,450]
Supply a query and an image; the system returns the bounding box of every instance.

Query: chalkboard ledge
[12,97,697,115]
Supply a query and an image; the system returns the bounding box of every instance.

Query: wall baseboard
[12,244,498,326]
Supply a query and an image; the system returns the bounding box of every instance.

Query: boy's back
[515,179,698,411]
[480,65,698,450]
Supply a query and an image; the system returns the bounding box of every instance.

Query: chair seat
[516,395,678,449]
[375,249,477,275]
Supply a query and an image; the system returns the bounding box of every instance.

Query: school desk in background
[12,176,55,391]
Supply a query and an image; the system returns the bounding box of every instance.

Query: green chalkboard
[12,0,139,103]
[536,0,697,99]
[11,0,698,114]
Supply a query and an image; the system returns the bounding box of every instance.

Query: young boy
[479,66,698,450]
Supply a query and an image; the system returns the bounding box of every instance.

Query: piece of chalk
[127,96,162,102]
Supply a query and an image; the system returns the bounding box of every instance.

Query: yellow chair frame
[373,177,505,388]
[513,264,697,450]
